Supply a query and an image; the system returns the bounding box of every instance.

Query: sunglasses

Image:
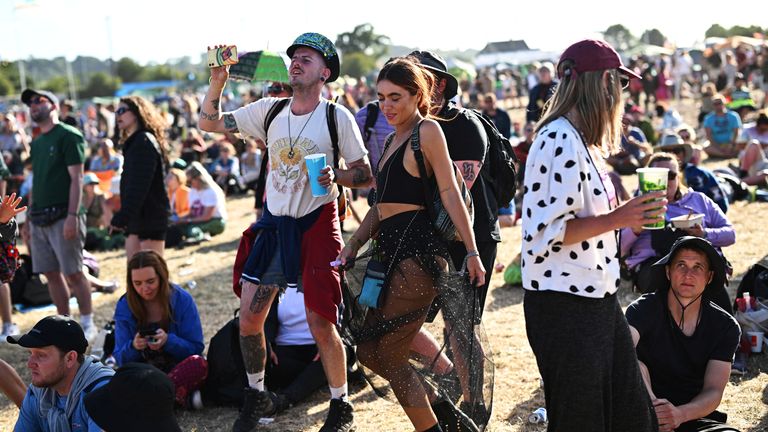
[668,171,678,181]
[116,107,131,116]
[267,85,285,95]
[30,96,51,105]
[619,75,630,90]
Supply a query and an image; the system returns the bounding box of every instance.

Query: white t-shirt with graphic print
[232,97,367,218]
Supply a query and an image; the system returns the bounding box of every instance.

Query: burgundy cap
[557,39,641,81]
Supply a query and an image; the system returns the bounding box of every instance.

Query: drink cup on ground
[747,331,764,353]
[305,153,329,197]
[637,167,668,230]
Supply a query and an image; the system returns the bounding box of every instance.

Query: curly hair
[118,96,169,165]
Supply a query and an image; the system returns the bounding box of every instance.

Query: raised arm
[198,54,239,135]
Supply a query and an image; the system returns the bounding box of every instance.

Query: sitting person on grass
[626,236,741,432]
[621,152,735,313]
[7,315,114,431]
[113,250,207,409]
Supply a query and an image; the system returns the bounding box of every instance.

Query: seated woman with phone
[112,250,207,409]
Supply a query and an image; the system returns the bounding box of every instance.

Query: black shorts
[126,228,167,241]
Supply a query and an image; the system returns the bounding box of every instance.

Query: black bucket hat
[84,363,181,432]
[287,32,340,83]
[649,236,726,296]
[409,50,459,100]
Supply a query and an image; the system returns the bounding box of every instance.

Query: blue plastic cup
[304,153,329,197]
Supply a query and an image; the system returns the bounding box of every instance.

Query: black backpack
[469,109,519,207]
[362,101,379,143]
[253,98,348,220]
[203,310,247,406]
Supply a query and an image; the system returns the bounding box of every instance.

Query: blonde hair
[537,60,623,154]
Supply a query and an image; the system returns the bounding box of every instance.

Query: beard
[31,363,68,389]
[30,107,51,123]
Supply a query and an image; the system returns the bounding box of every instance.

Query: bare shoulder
[418,119,446,147]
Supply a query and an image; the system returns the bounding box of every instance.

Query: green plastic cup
[637,167,668,230]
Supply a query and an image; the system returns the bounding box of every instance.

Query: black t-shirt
[625,291,740,407]
[438,104,500,243]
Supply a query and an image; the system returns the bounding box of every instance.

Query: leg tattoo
[249,284,276,314]
[240,333,267,374]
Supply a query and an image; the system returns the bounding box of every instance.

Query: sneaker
[82,323,98,344]
[431,399,479,432]
[731,351,748,375]
[0,323,20,341]
[319,399,355,432]
[189,390,204,410]
[232,387,277,432]
[101,280,119,294]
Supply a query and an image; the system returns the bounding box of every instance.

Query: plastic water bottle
[91,328,107,360]
[528,407,547,424]
[744,292,752,312]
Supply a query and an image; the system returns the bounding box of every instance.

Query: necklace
[287,100,320,159]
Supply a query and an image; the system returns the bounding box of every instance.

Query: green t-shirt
[30,123,86,210]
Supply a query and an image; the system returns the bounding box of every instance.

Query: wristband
[466,250,479,258]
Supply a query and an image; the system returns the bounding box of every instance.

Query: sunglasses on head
[116,107,130,116]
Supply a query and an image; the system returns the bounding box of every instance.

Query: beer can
[528,407,547,424]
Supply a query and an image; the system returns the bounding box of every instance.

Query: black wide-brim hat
[84,363,181,432]
[649,236,726,296]
[409,50,459,100]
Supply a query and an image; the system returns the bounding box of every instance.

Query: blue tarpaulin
[115,80,180,97]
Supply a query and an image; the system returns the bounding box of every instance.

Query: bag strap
[363,101,379,142]
[326,102,345,209]
[409,121,436,222]
[255,98,291,209]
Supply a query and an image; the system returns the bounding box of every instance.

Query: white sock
[247,371,265,391]
[80,314,93,328]
[330,383,348,400]
[2,322,12,334]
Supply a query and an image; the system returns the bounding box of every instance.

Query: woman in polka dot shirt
[521,39,667,431]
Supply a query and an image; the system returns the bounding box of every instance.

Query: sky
[0,0,764,64]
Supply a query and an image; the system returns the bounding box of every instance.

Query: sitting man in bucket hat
[625,237,741,432]
[7,315,114,432]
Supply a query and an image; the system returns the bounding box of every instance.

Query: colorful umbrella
[228,50,289,83]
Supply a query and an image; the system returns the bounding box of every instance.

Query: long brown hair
[118,96,170,164]
[377,56,436,118]
[126,250,172,328]
[537,59,623,154]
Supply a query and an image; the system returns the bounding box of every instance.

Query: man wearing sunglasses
[21,89,96,343]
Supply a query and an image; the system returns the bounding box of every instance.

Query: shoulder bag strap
[408,121,435,220]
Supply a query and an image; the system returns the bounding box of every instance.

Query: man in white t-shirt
[200,33,371,432]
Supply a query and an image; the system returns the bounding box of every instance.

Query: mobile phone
[139,323,159,337]
[207,45,239,68]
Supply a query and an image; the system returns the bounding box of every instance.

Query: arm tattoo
[223,113,239,133]
[210,97,220,110]
[249,284,276,314]
[461,162,477,182]
[240,333,267,373]
[351,166,370,186]
[200,110,218,121]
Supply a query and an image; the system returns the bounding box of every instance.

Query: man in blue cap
[626,237,741,432]
[200,33,370,432]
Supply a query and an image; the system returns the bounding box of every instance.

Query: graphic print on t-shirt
[270,136,320,194]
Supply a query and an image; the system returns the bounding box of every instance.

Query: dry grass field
[1,101,766,431]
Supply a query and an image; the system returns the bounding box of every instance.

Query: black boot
[422,424,444,432]
[232,387,277,432]
[431,399,479,432]
[319,399,355,432]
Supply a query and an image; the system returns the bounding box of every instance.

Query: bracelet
[466,250,479,258]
